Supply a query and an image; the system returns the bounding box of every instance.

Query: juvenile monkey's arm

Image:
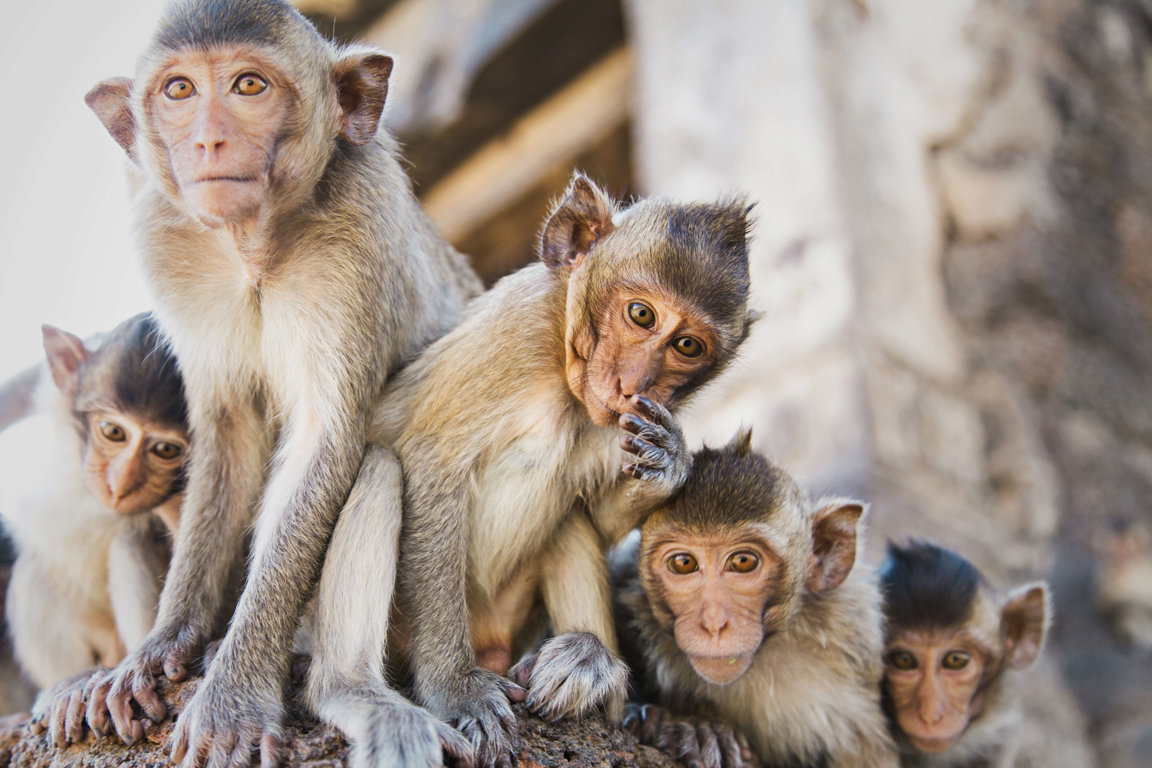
[107,517,170,650]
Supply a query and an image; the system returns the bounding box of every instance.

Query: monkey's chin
[182,180,265,227]
[688,654,754,685]
[905,733,962,754]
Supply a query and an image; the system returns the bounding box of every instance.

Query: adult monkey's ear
[86,77,137,160]
[333,52,393,146]
[540,172,615,270]
[1001,582,1049,670]
[807,501,864,593]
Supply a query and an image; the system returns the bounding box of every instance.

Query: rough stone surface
[0,674,674,768]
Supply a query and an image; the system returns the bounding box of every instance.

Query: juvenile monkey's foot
[624,704,759,768]
[29,670,94,747]
[619,396,691,497]
[104,630,200,745]
[169,672,283,768]
[438,668,525,768]
[347,698,473,768]
[510,632,627,722]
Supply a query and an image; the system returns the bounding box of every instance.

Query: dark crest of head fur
[155,0,314,52]
[880,539,984,632]
[77,313,188,430]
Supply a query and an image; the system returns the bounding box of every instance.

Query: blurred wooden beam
[423,47,631,242]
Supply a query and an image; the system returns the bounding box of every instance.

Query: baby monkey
[0,313,187,743]
[879,541,1050,767]
[616,431,898,768]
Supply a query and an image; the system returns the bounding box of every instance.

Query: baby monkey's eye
[673,336,704,358]
[233,73,268,95]
[887,650,918,671]
[164,77,196,100]
[152,442,184,460]
[99,421,127,442]
[942,650,970,670]
[667,552,699,574]
[727,551,759,573]
[628,302,656,328]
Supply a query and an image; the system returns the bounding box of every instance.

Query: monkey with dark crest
[84,0,481,765]
[304,172,755,767]
[0,314,187,744]
[879,541,1050,768]
[615,431,898,768]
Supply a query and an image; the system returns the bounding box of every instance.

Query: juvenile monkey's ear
[85,77,136,159]
[42,325,89,398]
[1001,582,1049,670]
[333,53,393,146]
[540,173,615,270]
[726,428,754,456]
[807,500,864,593]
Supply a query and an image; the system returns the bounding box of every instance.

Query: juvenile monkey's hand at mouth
[618,395,692,501]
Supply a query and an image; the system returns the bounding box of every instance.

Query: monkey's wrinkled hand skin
[169,670,283,768]
[620,396,692,499]
[442,668,525,768]
[624,703,760,768]
[103,629,199,745]
[509,632,627,722]
[28,670,93,748]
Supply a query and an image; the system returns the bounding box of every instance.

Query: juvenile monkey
[84,0,481,764]
[616,431,898,768]
[879,541,1050,768]
[0,314,186,739]
[306,173,755,767]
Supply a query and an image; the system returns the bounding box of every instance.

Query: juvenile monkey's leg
[102,399,269,746]
[107,517,169,650]
[305,445,471,768]
[510,510,627,721]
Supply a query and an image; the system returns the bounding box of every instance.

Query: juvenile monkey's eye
[673,336,704,358]
[233,73,268,96]
[727,552,759,573]
[628,302,656,328]
[942,651,970,670]
[667,553,698,574]
[887,650,917,670]
[152,442,184,460]
[164,77,196,100]
[99,421,126,442]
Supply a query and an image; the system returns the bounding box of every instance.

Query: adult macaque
[305,173,755,767]
[84,0,481,764]
[879,541,1050,767]
[616,431,898,768]
[0,314,186,743]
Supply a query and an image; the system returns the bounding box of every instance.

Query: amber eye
[628,302,656,328]
[233,73,268,96]
[887,650,917,671]
[942,650,970,670]
[99,421,126,442]
[667,553,698,575]
[164,77,196,100]
[152,442,184,460]
[727,552,759,573]
[673,336,704,358]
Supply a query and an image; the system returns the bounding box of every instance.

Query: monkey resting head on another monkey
[879,540,1050,768]
[616,430,899,768]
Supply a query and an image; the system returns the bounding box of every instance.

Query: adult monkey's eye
[628,302,656,328]
[674,336,704,357]
[942,650,970,670]
[100,421,127,442]
[152,442,184,460]
[233,73,268,96]
[164,77,196,100]
[667,553,699,574]
[887,650,917,670]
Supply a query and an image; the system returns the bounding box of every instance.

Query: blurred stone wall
[628,0,1152,765]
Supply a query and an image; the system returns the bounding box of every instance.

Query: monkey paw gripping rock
[0,673,677,768]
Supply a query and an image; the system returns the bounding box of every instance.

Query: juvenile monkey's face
[883,629,990,753]
[567,286,719,427]
[147,48,292,227]
[646,525,782,685]
[82,411,188,515]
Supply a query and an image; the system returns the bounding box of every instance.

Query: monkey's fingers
[84,674,114,738]
[63,688,88,746]
[434,719,475,768]
[108,678,151,746]
[260,731,282,768]
[28,716,45,735]
[634,703,668,745]
[498,675,527,704]
[630,395,673,427]
[164,646,192,682]
[695,723,722,768]
[673,721,705,768]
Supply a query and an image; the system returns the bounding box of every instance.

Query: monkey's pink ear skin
[41,324,88,397]
[333,53,393,145]
[539,172,615,270]
[85,77,137,159]
[1001,582,1050,670]
[806,501,864,593]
